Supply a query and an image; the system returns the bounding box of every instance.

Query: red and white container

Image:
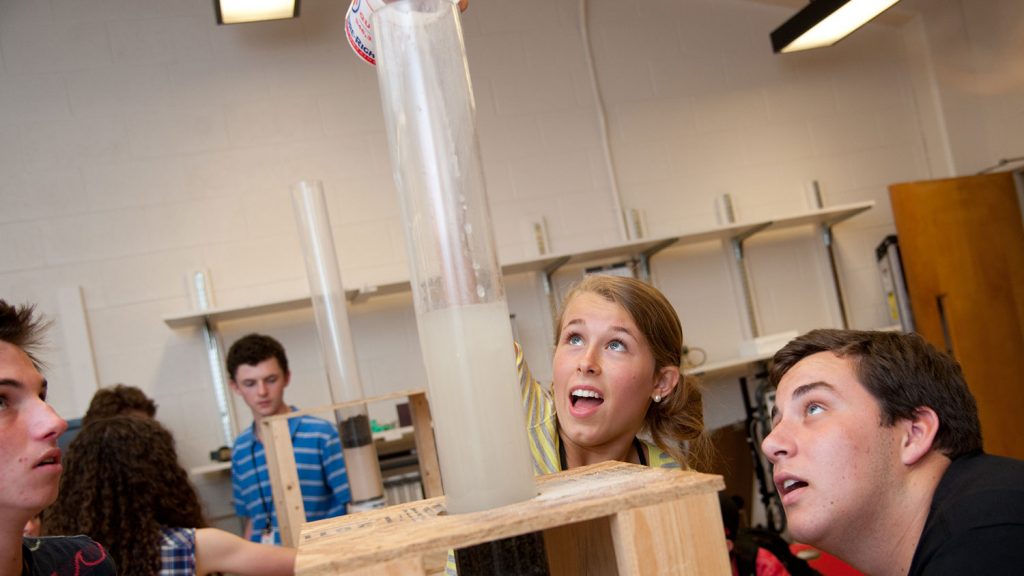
[345,0,387,65]
[345,0,464,65]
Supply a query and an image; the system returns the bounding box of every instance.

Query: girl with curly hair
[44,415,295,575]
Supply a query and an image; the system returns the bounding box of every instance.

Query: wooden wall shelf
[163,201,872,329]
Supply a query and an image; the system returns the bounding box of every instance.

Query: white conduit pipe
[580,0,631,240]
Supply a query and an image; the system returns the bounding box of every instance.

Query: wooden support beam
[262,416,306,547]
[409,391,442,498]
[260,389,442,546]
[611,492,729,575]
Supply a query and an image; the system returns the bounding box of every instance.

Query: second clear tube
[292,180,385,509]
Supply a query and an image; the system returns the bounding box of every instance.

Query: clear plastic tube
[374,0,536,514]
[291,180,384,506]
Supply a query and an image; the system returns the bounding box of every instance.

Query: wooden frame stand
[296,461,729,576]
[261,389,442,546]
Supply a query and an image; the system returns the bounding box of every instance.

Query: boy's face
[761,351,905,552]
[230,357,291,419]
[0,341,67,521]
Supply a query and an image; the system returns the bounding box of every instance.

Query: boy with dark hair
[227,333,351,544]
[763,329,1024,575]
[0,299,116,575]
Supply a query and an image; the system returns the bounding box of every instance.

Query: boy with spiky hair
[0,299,116,575]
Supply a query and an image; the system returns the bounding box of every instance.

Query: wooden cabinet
[889,171,1024,459]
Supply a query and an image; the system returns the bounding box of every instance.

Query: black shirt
[909,451,1024,575]
[22,536,116,576]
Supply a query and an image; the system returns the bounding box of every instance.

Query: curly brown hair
[555,275,713,470]
[226,333,290,380]
[43,415,207,574]
[82,384,158,425]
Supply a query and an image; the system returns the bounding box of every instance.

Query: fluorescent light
[771,0,900,53]
[215,0,300,25]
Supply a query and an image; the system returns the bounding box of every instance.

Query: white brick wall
[1,0,1021,527]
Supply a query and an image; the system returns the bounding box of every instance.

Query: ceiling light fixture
[770,0,900,53]
[215,0,300,25]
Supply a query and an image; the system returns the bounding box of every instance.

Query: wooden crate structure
[261,389,442,546]
[296,460,729,576]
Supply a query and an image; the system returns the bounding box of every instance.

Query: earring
[653,394,662,403]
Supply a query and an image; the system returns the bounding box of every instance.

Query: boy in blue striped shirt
[227,333,351,544]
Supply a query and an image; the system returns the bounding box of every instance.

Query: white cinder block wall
[2,0,1021,528]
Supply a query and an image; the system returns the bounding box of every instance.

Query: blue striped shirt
[231,409,351,544]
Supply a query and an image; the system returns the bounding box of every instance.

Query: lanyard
[558,436,647,470]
